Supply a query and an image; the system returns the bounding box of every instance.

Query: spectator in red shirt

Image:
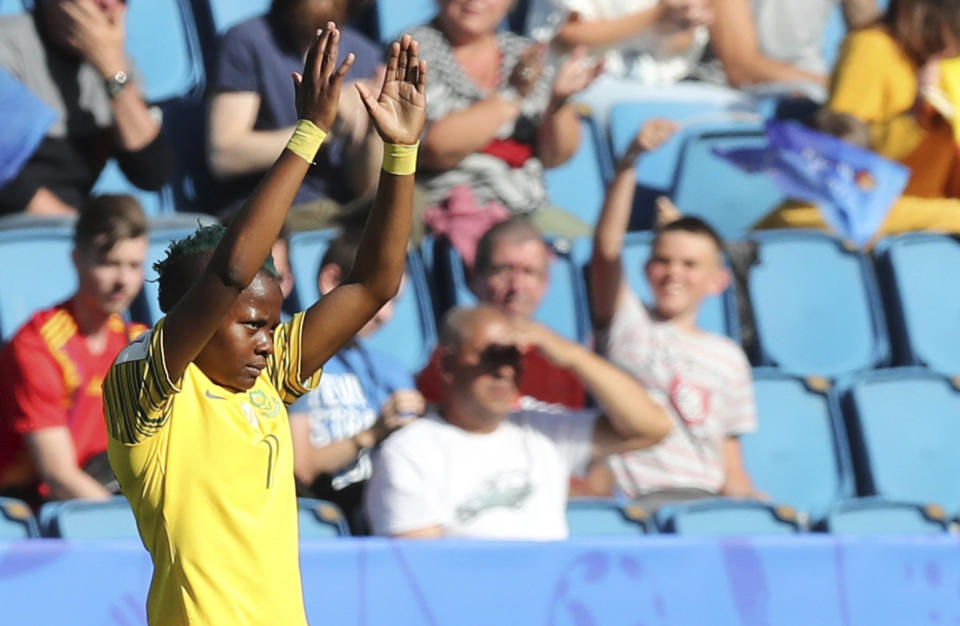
[0,194,148,505]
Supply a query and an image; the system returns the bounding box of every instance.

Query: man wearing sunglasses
[365,305,671,539]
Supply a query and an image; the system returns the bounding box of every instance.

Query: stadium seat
[741,369,854,517]
[669,121,787,240]
[297,498,349,538]
[125,0,205,101]
[434,236,590,343]
[0,0,25,15]
[837,368,960,512]
[92,159,171,216]
[0,225,76,342]
[655,498,805,535]
[0,497,39,539]
[570,233,739,339]
[204,0,270,34]
[748,230,889,377]
[375,0,436,43]
[544,111,612,227]
[288,229,437,374]
[874,233,960,375]
[38,496,140,540]
[566,499,650,536]
[815,498,951,535]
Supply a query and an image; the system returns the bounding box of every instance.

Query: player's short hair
[154,224,279,314]
[652,216,725,258]
[74,194,147,256]
[473,217,548,276]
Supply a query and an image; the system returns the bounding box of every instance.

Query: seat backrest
[92,160,170,216]
[0,0,25,15]
[376,0,437,43]
[838,368,960,511]
[288,230,437,374]
[125,0,205,101]
[566,499,649,536]
[748,230,888,377]
[874,234,960,375]
[0,226,76,342]
[39,497,140,540]
[543,113,611,227]
[438,238,590,343]
[670,122,786,240]
[132,224,210,326]
[655,498,804,535]
[0,497,39,539]
[297,498,349,538]
[818,498,951,535]
[206,0,270,34]
[742,370,853,517]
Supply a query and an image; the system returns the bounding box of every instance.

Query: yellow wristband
[286,119,327,164]
[382,141,419,176]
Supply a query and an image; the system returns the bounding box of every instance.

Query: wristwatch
[104,70,130,99]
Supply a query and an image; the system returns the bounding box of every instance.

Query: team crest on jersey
[247,390,280,419]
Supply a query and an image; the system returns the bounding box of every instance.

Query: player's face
[195,273,283,393]
[445,315,522,421]
[74,235,147,316]
[474,239,550,319]
[645,231,726,321]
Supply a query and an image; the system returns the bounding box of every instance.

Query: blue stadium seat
[297,498,349,538]
[669,121,787,239]
[570,233,739,339]
[288,229,437,374]
[125,0,205,101]
[0,497,39,539]
[655,498,805,535]
[92,159,171,216]
[0,0,26,15]
[0,225,76,341]
[874,233,960,375]
[376,0,436,42]
[566,499,650,536]
[205,0,270,34]
[748,230,889,377]
[39,497,140,540]
[435,237,590,343]
[544,112,612,226]
[837,368,960,512]
[742,369,854,517]
[815,498,951,535]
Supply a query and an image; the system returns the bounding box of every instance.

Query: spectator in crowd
[207,0,383,218]
[365,306,671,539]
[589,120,759,509]
[0,194,147,505]
[289,228,425,534]
[704,0,879,100]
[413,0,603,239]
[0,0,172,216]
[826,0,960,198]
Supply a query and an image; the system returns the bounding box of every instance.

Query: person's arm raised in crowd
[556,0,713,47]
[511,320,671,461]
[536,47,603,168]
[296,36,427,377]
[160,24,355,382]
[590,119,677,328]
[25,428,111,501]
[709,0,826,88]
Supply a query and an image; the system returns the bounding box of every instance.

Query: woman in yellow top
[754,0,960,245]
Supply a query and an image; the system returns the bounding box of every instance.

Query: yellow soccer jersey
[104,313,322,626]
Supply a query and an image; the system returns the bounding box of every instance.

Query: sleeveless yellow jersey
[104,313,322,625]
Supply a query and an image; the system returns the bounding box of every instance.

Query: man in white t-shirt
[365,306,671,539]
[589,121,759,509]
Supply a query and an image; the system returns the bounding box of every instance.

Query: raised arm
[590,119,677,328]
[161,24,354,383]
[536,47,603,168]
[511,320,671,461]
[297,35,428,377]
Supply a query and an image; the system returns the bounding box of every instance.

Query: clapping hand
[355,34,428,146]
[551,46,604,108]
[293,23,356,132]
[621,118,678,166]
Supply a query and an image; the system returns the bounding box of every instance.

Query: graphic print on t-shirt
[668,376,711,427]
[455,470,534,523]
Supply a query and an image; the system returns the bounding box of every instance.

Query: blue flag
[714,120,910,247]
[0,68,56,189]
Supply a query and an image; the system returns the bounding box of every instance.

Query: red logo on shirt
[668,377,710,427]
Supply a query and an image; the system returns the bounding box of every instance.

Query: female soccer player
[103,24,427,625]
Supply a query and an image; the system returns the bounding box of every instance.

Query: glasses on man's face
[486,264,546,282]
[478,343,523,373]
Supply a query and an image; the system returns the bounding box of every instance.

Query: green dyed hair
[154,224,279,314]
